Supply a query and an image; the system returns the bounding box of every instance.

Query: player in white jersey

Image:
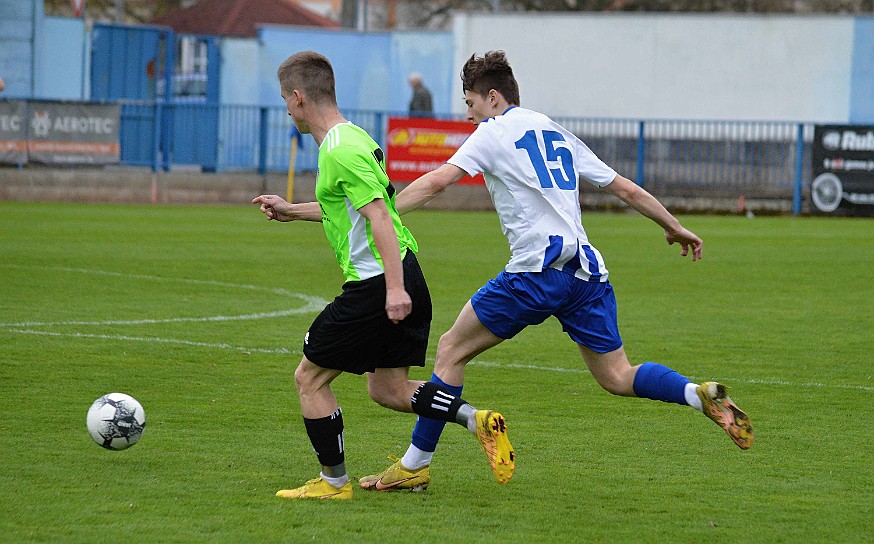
[452,105,615,279]
[360,50,754,492]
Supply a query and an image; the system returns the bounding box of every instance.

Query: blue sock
[410,373,463,452]
[632,362,691,405]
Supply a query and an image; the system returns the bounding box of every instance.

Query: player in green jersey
[252,51,514,499]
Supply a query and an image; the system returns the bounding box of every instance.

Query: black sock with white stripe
[303,407,346,481]
[411,382,471,426]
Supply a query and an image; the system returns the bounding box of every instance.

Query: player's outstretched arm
[251,195,322,222]
[603,174,703,261]
[395,163,467,215]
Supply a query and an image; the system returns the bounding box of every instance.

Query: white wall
[452,13,854,122]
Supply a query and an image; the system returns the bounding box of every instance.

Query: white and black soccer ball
[86,393,146,450]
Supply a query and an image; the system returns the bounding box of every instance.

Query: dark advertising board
[0,100,27,164]
[0,100,120,166]
[811,125,874,215]
[28,102,120,165]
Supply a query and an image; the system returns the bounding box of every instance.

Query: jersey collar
[481,106,518,124]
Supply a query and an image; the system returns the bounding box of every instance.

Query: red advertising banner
[386,117,484,184]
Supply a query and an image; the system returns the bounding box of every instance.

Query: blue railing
[120,101,813,214]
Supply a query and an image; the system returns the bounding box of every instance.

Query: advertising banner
[27,102,120,165]
[811,125,874,215]
[386,117,484,184]
[0,100,28,164]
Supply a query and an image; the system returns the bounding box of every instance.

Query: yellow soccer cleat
[359,458,430,492]
[275,477,353,499]
[697,381,754,450]
[475,410,515,484]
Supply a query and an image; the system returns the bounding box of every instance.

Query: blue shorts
[470,268,623,353]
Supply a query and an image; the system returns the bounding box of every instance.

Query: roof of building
[152,0,340,37]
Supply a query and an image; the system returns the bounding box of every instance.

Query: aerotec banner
[0,100,27,164]
[27,101,120,165]
[811,125,874,215]
[386,117,484,184]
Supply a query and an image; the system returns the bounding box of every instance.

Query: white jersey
[447,107,617,281]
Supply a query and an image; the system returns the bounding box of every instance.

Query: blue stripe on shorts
[470,268,622,353]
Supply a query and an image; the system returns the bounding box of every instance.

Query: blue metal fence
[119,102,813,214]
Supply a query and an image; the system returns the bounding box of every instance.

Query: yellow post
[287,134,298,202]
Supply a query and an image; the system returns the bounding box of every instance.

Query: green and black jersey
[316,122,418,282]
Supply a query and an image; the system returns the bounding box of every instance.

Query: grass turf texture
[0,201,871,543]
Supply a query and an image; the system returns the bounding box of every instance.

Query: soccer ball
[86,393,146,450]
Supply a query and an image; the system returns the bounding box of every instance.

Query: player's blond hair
[277,51,337,106]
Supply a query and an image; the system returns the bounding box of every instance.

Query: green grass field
[1,201,872,543]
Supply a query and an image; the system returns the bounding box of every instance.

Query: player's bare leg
[433,301,505,386]
[366,367,423,413]
[578,344,638,396]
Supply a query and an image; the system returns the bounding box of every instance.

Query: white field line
[0,307,325,328]
[3,265,872,394]
[2,264,309,298]
[8,329,874,393]
[10,329,301,355]
[0,264,329,328]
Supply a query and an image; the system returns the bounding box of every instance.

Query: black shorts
[303,251,432,374]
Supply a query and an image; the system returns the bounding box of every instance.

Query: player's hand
[665,227,703,261]
[385,287,412,324]
[251,194,293,221]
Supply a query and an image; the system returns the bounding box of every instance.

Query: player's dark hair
[277,51,337,106]
[461,50,520,106]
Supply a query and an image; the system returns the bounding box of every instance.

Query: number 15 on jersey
[514,129,577,190]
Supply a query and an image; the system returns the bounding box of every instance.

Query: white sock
[320,472,349,488]
[685,383,703,412]
[401,445,433,470]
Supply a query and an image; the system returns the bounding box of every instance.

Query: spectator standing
[408,72,433,117]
